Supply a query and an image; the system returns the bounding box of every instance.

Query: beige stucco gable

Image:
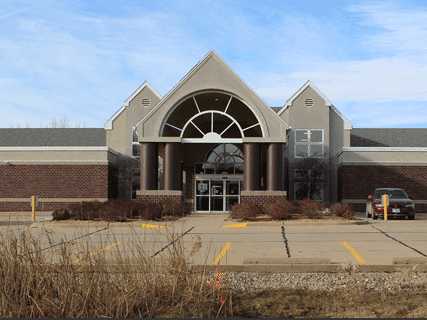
[137,51,288,142]
[106,82,161,155]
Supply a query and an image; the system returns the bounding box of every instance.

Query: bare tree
[293,158,328,200]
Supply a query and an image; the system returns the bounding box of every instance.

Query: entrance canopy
[136,51,288,143]
[162,91,263,143]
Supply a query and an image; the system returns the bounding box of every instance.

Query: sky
[1,0,427,128]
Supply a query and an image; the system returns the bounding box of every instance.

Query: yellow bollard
[382,194,389,221]
[31,195,37,222]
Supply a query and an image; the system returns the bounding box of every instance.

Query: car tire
[373,214,378,220]
[408,214,415,220]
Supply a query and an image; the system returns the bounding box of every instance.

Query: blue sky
[1,0,427,128]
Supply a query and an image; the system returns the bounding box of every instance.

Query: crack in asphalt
[281,223,291,258]
[370,224,427,257]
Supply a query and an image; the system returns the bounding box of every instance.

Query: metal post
[31,195,36,222]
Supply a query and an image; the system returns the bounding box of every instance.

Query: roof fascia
[105,81,161,130]
[277,80,332,116]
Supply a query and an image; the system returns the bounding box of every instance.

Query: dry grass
[0,230,231,318]
[233,287,427,317]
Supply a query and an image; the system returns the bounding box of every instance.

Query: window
[132,127,140,158]
[294,129,324,158]
[294,181,323,201]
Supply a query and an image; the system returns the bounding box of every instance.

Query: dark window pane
[310,130,323,143]
[183,122,203,138]
[310,144,323,157]
[295,130,309,142]
[211,197,224,211]
[196,196,209,211]
[295,144,308,158]
[244,124,262,137]
[195,92,230,112]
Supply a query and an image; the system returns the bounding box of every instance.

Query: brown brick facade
[240,191,288,208]
[0,164,111,212]
[339,165,427,213]
[136,190,184,207]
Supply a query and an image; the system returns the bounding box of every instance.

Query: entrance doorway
[195,176,242,212]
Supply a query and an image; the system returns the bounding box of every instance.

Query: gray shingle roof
[0,128,106,147]
[351,128,427,147]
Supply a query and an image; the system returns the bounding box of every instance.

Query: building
[1,51,427,213]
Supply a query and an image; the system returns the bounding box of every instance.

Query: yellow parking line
[341,241,367,265]
[223,223,247,229]
[141,223,166,230]
[213,242,231,265]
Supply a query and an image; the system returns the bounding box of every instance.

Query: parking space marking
[213,242,231,265]
[341,241,367,265]
[141,223,166,230]
[223,223,247,229]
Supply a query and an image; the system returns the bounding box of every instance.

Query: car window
[374,190,408,199]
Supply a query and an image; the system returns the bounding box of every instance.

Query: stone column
[140,142,158,190]
[164,142,182,190]
[243,143,260,191]
[266,143,284,191]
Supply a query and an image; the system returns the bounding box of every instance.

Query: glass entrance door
[195,177,241,212]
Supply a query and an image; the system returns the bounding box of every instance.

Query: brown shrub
[231,202,260,220]
[294,199,323,218]
[52,200,161,221]
[161,199,186,217]
[330,203,354,219]
[142,202,162,220]
[264,199,292,220]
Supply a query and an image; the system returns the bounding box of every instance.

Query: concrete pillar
[243,143,260,191]
[266,143,284,191]
[164,142,182,190]
[140,142,158,190]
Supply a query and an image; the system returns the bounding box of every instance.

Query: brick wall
[136,190,185,210]
[240,191,288,208]
[0,164,111,212]
[339,165,427,213]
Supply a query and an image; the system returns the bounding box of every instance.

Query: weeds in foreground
[0,230,230,318]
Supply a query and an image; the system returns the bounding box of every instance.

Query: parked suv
[366,188,415,220]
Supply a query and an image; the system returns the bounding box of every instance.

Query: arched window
[161,91,263,142]
[195,144,243,174]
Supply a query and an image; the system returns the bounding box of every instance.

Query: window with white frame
[294,129,324,158]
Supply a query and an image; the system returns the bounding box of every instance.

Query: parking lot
[1,212,426,266]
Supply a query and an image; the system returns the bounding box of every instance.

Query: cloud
[0,0,426,128]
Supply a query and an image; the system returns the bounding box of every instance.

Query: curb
[243,258,332,265]
[191,264,427,273]
[393,257,427,265]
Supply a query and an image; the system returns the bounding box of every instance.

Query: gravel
[221,272,427,292]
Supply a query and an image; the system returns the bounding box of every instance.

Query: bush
[230,202,260,220]
[142,202,162,220]
[295,199,323,218]
[264,199,292,220]
[330,203,353,219]
[52,200,164,221]
[161,199,186,217]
